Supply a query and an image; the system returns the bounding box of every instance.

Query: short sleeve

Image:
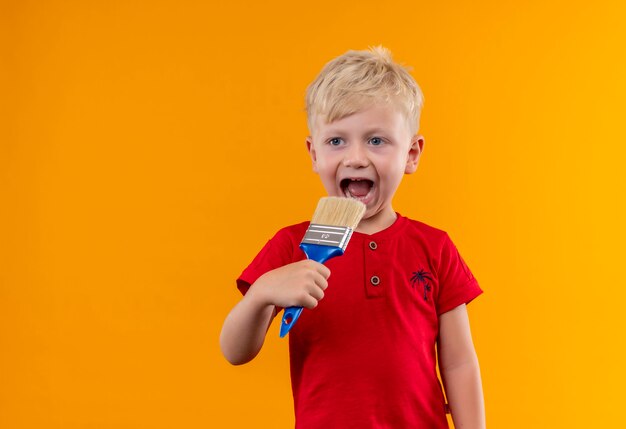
[435,232,483,315]
[236,226,304,296]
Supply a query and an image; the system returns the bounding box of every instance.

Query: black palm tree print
[410,269,433,301]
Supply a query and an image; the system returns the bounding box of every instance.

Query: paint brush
[280,197,366,338]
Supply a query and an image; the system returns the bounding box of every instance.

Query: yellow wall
[2,1,625,427]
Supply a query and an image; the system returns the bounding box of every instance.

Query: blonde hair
[305,45,424,137]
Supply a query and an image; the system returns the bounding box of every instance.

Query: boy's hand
[249,260,330,309]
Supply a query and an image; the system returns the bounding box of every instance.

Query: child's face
[306,104,424,231]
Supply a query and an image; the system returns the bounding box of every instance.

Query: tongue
[347,180,371,197]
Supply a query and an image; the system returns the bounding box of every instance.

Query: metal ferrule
[301,224,353,251]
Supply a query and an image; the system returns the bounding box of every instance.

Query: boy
[220,46,486,428]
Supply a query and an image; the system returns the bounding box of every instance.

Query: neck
[355,207,397,235]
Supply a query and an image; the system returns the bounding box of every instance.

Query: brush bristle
[310,197,366,230]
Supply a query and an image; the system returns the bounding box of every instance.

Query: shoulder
[260,221,311,255]
[271,221,310,243]
[236,221,310,294]
[399,215,450,246]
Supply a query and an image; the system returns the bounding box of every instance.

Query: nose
[342,143,369,168]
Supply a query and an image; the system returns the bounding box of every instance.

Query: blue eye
[329,138,342,146]
[370,137,383,146]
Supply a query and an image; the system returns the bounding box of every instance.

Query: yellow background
[2,0,625,427]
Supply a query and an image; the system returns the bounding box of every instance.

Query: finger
[308,285,325,301]
[313,262,330,279]
[313,273,329,290]
[301,294,319,309]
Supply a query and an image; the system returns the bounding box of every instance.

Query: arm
[219,260,330,365]
[219,287,278,366]
[438,304,486,429]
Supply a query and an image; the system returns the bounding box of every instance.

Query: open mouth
[340,178,375,201]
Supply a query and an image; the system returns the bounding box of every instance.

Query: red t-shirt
[237,214,483,428]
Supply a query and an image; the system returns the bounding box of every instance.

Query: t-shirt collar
[350,212,407,241]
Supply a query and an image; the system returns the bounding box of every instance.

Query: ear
[306,136,319,173]
[405,135,424,174]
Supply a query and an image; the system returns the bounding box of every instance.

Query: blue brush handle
[279,243,345,338]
